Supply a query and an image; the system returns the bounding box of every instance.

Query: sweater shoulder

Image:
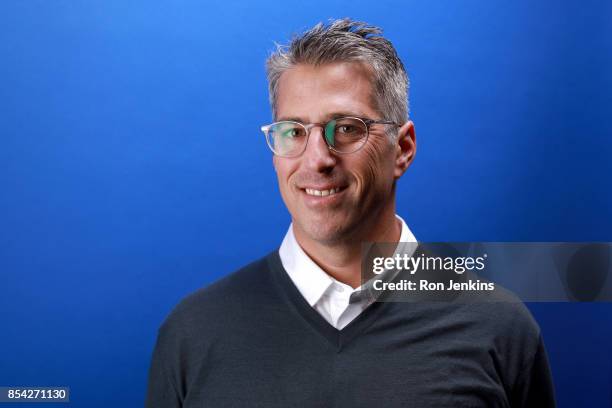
[159,251,278,335]
[469,280,541,337]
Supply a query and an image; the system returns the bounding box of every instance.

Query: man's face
[273,62,413,244]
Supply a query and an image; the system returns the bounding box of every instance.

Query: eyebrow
[276,111,369,123]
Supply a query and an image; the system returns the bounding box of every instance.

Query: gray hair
[265,18,409,131]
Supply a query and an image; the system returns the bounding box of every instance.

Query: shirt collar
[278,215,417,307]
[279,226,334,306]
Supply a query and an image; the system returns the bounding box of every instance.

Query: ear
[394,120,416,179]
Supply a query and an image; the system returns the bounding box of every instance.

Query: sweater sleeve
[145,328,182,408]
[510,334,556,408]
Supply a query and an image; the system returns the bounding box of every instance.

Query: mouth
[303,187,343,197]
[299,185,348,207]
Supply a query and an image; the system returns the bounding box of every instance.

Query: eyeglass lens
[267,118,367,156]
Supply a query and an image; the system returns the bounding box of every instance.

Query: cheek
[274,159,298,202]
[273,157,288,182]
[353,136,394,192]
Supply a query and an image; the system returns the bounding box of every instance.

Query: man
[146,19,555,407]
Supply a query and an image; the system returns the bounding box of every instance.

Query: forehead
[275,62,377,121]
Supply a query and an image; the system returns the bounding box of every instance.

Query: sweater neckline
[266,250,391,351]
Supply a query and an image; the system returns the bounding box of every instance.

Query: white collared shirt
[279,215,417,330]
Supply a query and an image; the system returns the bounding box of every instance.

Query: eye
[280,126,304,138]
[337,125,356,134]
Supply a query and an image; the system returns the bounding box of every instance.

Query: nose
[302,126,337,173]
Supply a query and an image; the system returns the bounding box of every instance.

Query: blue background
[1,0,611,406]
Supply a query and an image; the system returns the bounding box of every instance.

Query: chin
[297,219,352,244]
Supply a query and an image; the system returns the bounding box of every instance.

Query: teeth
[305,188,341,197]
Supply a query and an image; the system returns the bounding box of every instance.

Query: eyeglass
[260,116,398,158]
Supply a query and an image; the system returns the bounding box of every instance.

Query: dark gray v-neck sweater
[146,251,555,407]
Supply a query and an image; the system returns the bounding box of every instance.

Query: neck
[293,203,401,288]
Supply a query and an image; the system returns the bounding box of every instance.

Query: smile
[304,187,342,197]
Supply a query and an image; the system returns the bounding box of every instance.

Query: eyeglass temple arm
[365,119,399,127]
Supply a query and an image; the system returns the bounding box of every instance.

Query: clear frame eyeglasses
[260,116,398,158]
